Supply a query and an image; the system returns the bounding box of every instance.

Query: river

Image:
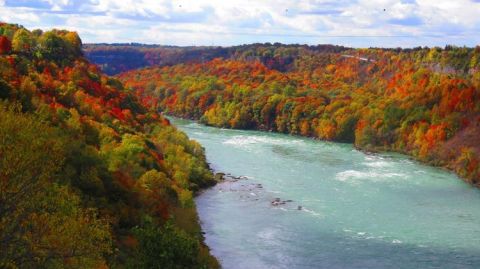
[172,118,480,269]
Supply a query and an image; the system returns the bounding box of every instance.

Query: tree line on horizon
[84,42,479,76]
[83,43,349,75]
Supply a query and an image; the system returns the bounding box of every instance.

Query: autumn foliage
[120,46,480,184]
[0,36,11,54]
[83,43,347,75]
[0,23,219,268]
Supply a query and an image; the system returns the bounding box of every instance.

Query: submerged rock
[214,172,225,181]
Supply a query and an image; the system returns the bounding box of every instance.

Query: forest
[2,20,480,268]
[0,23,219,268]
[118,44,480,184]
[83,43,347,75]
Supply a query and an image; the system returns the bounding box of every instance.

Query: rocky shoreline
[208,171,306,212]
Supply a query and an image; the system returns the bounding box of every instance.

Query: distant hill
[83,43,348,75]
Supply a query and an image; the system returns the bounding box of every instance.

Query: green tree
[37,31,67,62]
[129,219,201,269]
[0,105,112,268]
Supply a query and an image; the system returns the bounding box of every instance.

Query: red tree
[0,36,12,54]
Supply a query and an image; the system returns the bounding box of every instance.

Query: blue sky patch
[0,0,478,47]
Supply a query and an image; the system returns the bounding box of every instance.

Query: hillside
[119,47,480,184]
[0,23,219,268]
[83,43,348,75]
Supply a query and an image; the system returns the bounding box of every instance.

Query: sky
[0,0,479,48]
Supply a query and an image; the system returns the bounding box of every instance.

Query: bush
[130,219,202,269]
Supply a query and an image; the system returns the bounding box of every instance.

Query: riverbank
[168,114,476,189]
[174,117,480,269]
[118,56,479,186]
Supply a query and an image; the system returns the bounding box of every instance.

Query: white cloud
[0,0,479,47]
[0,8,41,24]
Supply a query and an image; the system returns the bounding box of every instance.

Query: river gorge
[171,118,480,269]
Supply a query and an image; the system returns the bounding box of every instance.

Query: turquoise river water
[172,118,480,269]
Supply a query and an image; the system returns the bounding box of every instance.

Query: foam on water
[364,160,393,168]
[301,207,322,217]
[171,117,480,269]
[335,169,408,182]
[223,135,304,148]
